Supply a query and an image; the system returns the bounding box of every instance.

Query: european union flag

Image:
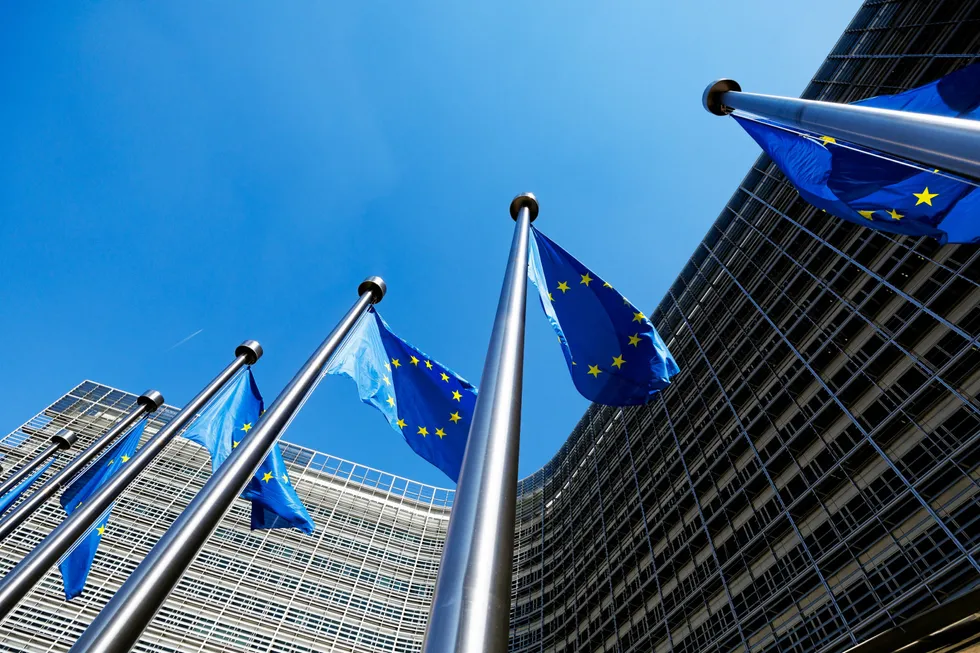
[59,420,145,599]
[734,115,980,244]
[326,309,477,483]
[528,227,679,406]
[731,63,980,244]
[0,457,54,516]
[181,368,314,534]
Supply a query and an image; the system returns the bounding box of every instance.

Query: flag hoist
[69,277,386,653]
[0,341,263,620]
[0,390,163,543]
[422,194,537,653]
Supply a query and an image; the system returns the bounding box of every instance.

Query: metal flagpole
[0,430,78,499]
[702,79,980,183]
[0,341,262,620]
[421,193,537,653]
[68,277,386,653]
[0,391,164,543]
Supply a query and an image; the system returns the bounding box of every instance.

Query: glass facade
[1,2,979,651]
[509,2,980,652]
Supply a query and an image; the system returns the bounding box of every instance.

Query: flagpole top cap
[137,390,165,412]
[703,79,740,116]
[236,340,264,365]
[50,429,78,450]
[510,193,539,222]
[358,276,387,304]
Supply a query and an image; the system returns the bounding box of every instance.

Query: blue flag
[731,63,980,244]
[854,62,980,119]
[326,309,477,483]
[181,368,314,534]
[0,457,54,516]
[59,420,145,599]
[528,228,679,406]
[734,115,980,244]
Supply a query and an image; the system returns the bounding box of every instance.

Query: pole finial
[510,193,539,222]
[235,340,264,365]
[703,79,741,116]
[137,390,165,413]
[358,277,386,304]
[50,429,78,451]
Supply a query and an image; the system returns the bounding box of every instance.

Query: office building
[2,1,979,651]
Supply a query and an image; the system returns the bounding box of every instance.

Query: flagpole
[702,79,980,182]
[422,193,536,653]
[0,391,164,543]
[68,277,386,653]
[0,430,78,500]
[0,342,262,620]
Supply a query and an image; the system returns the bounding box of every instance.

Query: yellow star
[386,395,395,407]
[396,418,406,429]
[384,362,391,371]
[440,372,450,382]
[857,210,876,220]
[452,390,462,401]
[449,411,462,424]
[425,360,433,369]
[76,501,83,508]
[548,292,554,302]
[913,187,938,206]
[233,440,239,449]
[887,209,904,220]
[96,525,106,536]
[435,428,446,439]
[623,297,631,305]
[262,472,274,483]
[382,374,390,386]
[819,135,836,145]
[107,459,115,466]
[588,365,601,378]
[281,474,290,485]
[121,454,130,463]
[410,356,420,366]
[391,358,401,368]
[611,355,626,369]
[628,334,641,347]
[603,281,612,288]
[632,311,646,323]
[417,426,428,437]
[557,281,570,293]
[241,423,252,433]
[580,273,593,286]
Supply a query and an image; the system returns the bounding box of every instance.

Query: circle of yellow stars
[383,353,469,442]
[545,272,658,382]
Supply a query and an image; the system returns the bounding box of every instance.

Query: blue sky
[0,2,858,488]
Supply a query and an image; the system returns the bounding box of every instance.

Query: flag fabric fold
[180,368,315,535]
[326,309,477,483]
[59,420,145,599]
[733,115,980,244]
[854,62,980,119]
[528,227,679,406]
[0,457,55,516]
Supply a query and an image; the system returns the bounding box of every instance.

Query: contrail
[167,329,204,352]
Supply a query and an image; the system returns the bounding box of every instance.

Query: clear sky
[0,2,858,488]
